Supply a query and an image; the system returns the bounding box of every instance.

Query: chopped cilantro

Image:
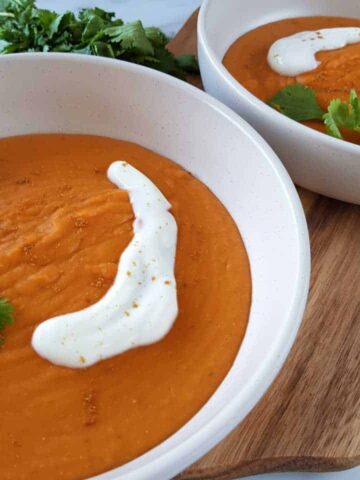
[0,0,198,79]
[269,84,360,141]
[323,90,360,139]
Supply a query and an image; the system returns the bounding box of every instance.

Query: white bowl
[198,0,360,204]
[0,54,310,480]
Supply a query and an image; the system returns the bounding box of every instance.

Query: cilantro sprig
[324,90,360,139]
[0,297,14,347]
[0,0,198,79]
[269,84,360,141]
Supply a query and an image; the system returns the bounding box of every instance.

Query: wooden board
[168,11,360,479]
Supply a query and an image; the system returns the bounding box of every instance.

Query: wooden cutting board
[168,11,360,479]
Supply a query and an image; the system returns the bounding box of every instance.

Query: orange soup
[223,16,360,144]
[0,134,251,480]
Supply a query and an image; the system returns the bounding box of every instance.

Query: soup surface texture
[0,134,251,480]
[223,16,360,144]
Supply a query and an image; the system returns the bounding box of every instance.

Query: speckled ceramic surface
[0,53,309,479]
[198,0,360,204]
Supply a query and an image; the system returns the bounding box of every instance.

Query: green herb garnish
[268,83,325,122]
[269,84,360,140]
[0,297,14,347]
[0,0,198,79]
[323,90,360,139]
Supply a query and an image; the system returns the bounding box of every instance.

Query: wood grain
[169,11,360,479]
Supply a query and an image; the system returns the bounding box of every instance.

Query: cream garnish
[268,27,360,76]
[32,161,178,368]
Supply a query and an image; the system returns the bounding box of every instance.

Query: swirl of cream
[268,27,360,76]
[32,161,178,368]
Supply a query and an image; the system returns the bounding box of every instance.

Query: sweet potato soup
[0,134,251,480]
[223,16,360,144]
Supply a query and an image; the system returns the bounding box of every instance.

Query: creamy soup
[0,134,251,480]
[223,16,360,145]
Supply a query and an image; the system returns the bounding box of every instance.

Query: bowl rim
[198,0,360,155]
[0,52,311,480]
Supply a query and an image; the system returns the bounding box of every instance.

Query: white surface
[267,27,360,76]
[198,0,360,204]
[0,53,309,479]
[32,161,178,368]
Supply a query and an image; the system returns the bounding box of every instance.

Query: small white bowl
[198,0,360,204]
[0,54,310,480]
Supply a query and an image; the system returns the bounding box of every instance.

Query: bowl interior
[0,54,309,480]
[202,0,360,60]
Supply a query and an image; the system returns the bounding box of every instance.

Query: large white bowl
[0,54,310,480]
[198,0,360,204]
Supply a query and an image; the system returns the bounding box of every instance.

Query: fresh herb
[269,84,360,140]
[323,90,360,139]
[0,297,14,347]
[268,83,324,122]
[0,0,198,79]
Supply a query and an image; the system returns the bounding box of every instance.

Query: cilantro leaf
[0,0,199,79]
[0,297,14,347]
[79,7,116,24]
[142,46,185,79]
[176,54,200,74]
[81,14,104,42]
[269,84,360,141]
[103,21,154,56]
[0,297,13,329]
[323,90,360,140]
[91,40,114,58]
[48,12,74,40]
[144,26,167,47]
[268,83,325,122]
